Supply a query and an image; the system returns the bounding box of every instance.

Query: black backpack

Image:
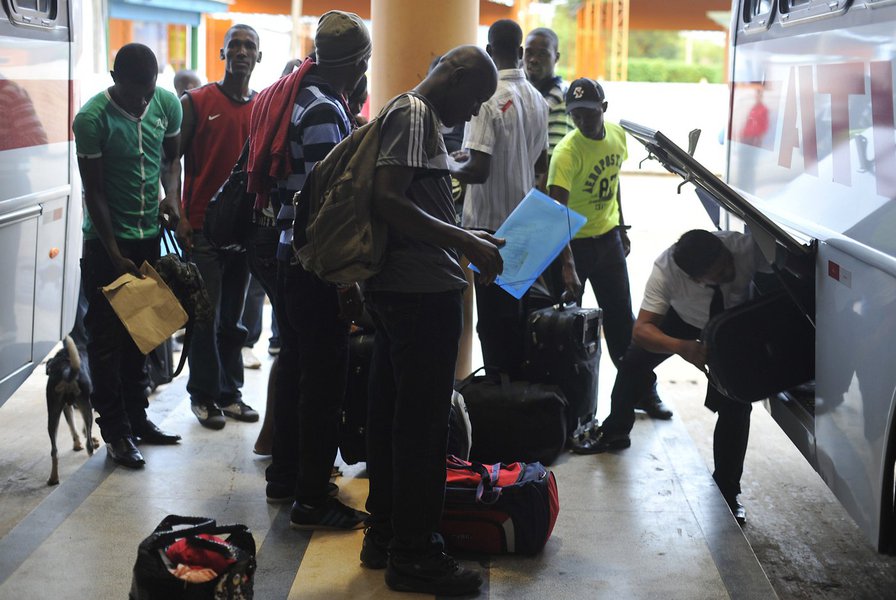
[203,139,253,251]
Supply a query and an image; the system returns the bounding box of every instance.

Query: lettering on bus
[746,60,895,198]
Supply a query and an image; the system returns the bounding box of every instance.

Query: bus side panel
[815,241,896,551]
[0,7,74,405]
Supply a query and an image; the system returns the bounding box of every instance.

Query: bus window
[4,0,59,25]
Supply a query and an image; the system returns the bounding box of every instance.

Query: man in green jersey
[73,43,183,469]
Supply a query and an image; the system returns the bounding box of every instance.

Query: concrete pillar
[370,0,479,113]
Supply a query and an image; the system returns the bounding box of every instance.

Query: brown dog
[46,336,97,485]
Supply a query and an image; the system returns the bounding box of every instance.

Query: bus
[623,0,896,552]
[0,0,98,405]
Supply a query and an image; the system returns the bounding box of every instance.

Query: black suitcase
[703,289,814,403]
[523,303,602,433]
[455,368,568,466]
[340,331,373,465]
[146,337,174,391]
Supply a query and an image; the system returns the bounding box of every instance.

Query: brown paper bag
[102,261,188,355]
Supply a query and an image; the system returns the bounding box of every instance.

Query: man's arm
[173,94,195,249]
[616,181,630,256]
[547,184,581,298]
[449,148,491,185]
[372,164,504,284]
[632,309,706,369]
[159,133,182,232]
[78,156,141,278]
[533,149,548,190]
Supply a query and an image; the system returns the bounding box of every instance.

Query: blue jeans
[570,228,634,368]
[365,289,463,552]
[185,231,250,405]
[81,238,158,442]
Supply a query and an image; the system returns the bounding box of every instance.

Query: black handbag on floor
[455,367,567,466]
[129,515,256,600]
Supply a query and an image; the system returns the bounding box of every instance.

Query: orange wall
[205,16,234,83]
[228,0,728,31]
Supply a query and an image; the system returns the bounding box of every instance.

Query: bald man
[361,45,501,596]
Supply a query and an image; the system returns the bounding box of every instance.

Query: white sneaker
[242,347,262,369]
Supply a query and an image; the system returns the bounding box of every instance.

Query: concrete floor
[1,174,895,598]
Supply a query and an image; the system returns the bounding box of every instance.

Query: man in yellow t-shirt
[547,78,672,424]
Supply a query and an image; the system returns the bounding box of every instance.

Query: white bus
[623,0,896,552]
[0,0,98,405]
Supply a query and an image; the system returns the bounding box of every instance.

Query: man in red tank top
[175,24,262,430]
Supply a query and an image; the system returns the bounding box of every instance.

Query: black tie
[709,284,725,318]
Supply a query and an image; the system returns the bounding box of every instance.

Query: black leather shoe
[133,419,181,445]
[570,430,631,455]
[727,498,747,526]
[107,436,145,469]
[635,391,673,420]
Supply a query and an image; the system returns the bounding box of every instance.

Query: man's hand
[111,252,142,279]
[561,261,582,299]
[337,283,364,322]
[677,339,708,371]
[450,150,470,163]
[463,230,504,285]
[159,197,180,231]
[620,227,631,257]
[176,218,193,253]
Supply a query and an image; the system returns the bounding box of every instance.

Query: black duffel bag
[203,139,253,251]
[129,514,256,600]
[455,367,567,466]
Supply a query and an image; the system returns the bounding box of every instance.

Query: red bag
[439,455,559,556]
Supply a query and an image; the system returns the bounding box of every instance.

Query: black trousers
[81,237,159,442]
[603,308,752,499]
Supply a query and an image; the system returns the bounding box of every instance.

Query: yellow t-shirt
[547,122,628,238]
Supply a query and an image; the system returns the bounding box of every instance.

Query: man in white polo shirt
[451,18,548,377]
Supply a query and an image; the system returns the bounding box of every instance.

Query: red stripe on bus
[0,78,72,151]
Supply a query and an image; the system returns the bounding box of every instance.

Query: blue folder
[470,188,587,299]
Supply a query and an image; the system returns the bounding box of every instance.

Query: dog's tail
[63,335,80,375]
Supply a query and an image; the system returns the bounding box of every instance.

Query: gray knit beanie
[315,11,371,67]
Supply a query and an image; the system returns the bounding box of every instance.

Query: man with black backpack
[175,24,262,431]
[247,10,370,530]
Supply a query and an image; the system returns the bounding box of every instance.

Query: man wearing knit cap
[253,9,370,530]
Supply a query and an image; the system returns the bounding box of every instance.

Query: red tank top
[182,83,254,231]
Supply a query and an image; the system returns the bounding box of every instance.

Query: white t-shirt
[641,231,772,329]
[461,68,548,231]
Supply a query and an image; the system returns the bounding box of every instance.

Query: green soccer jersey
[547,122,628,238]
[73,88,182,240]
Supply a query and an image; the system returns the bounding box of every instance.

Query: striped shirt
[274,73,353,262]
[461,69,549,232]
[538,77,572,156]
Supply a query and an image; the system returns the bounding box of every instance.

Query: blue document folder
[470,188,587,299]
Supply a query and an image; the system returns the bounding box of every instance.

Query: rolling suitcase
[455,368,567,466]
[523,303,602,433]
[340,330,373,465]
[703,289,814,403]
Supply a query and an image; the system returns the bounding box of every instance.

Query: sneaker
[241,347,262,369]
[386,551,482,596]
[266,481,339,504]
[191,401,226,430]
[220,399,260,422]
[360,527,391,569]
[289,497,368,530]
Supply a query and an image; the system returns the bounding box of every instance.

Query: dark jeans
[186,231,250,405]
[603,308,752,499]
[241,274,279,348]
[570,229,634,368]
[365,289,463,552]
[81,237,159,442]
[474,279,526,377]
[280,264,350,503]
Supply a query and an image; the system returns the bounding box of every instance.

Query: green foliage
[627,58,723,83]
[629,30,683,60]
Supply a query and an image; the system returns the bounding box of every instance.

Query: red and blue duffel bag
[439,455,560,556]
